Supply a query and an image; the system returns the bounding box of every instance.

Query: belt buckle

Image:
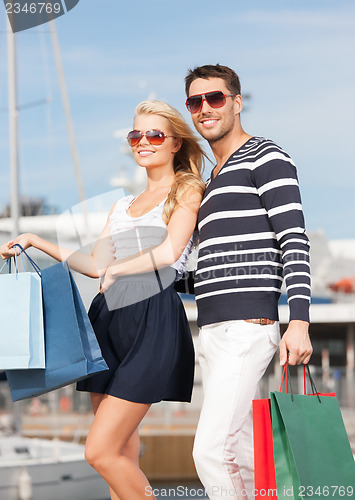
[260,318,267,326]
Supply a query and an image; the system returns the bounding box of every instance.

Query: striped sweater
[195,136,311,327]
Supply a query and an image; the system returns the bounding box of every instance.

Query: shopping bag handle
[12,244,42,277]
[0,250,23,279]
[0,259,11,273]
[280,361,321,403]
[303,364,321,402]
[279,360,294,397]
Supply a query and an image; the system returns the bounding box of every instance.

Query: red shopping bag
[253,365,290,498]
[253,397,278,499]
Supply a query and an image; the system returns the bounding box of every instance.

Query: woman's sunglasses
[185,91,235,114]
[126,129,174,147]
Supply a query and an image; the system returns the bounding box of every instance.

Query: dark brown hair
[185,64,241,97]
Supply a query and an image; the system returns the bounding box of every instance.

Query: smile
[201,119,219,127]
[138,150,155,156]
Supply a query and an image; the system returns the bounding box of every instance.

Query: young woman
[0,100,206,500]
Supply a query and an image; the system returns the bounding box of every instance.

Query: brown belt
[244,318,275,326]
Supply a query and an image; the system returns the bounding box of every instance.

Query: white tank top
[109,194,193,279]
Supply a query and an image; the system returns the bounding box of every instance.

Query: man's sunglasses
[185,91,235,114]
[126,129,175,147]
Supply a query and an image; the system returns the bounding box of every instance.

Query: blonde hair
[134,100,207,224]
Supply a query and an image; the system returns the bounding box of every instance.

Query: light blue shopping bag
[6,246,108,401]
[0,252,45,370]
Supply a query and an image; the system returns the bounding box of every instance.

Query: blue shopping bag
[6,248,108,401]
[0,253,45,370]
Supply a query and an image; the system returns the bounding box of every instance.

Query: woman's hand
[0,241,14,260]
[100,266,116,294]
[0,233,33,260]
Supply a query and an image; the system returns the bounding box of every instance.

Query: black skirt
[76,268,195,404]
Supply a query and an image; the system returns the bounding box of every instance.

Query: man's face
[187,77,239,145]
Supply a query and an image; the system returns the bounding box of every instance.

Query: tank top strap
[127,191,143,209]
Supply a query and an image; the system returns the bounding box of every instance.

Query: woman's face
[130,114,181,172]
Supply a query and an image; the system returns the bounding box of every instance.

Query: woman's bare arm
[101,188,201,291]
[0,204,116,278]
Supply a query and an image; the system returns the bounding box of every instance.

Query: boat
[0,430,109,500]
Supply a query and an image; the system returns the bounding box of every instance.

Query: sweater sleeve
[252,145,311,322]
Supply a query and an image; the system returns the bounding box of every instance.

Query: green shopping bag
[271,365,355,500]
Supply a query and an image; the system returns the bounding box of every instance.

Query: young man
[184,64,313,500]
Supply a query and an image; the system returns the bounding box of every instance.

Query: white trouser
[193,320,280,500]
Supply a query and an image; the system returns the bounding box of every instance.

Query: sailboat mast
[49,20,91,245]
[7,18,19,239]
[6,17,90,244]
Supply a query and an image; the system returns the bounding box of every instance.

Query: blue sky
[0,0,354,238]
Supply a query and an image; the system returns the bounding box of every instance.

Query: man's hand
[279,320,313,366]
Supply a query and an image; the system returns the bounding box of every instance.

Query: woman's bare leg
[85,394,155,500]
[90,393,141,500]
